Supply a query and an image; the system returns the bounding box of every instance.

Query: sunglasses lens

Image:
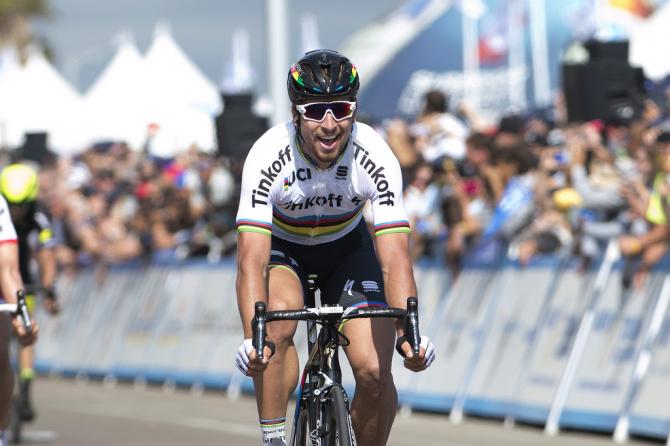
[302,102,354,121]
[329,102,354,119]
[303,103,330,121]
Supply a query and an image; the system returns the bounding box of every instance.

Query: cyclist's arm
[360,126,417,318]
[236,231,271,338]
[0,196,22,304]
[375,232,417,326]
[235,139,276,338]
[0,240,23,305]
[36,246,56,292]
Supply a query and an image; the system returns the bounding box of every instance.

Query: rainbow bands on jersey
[374,221,411,237]
[272,206,363,239]
[237,219,272,236]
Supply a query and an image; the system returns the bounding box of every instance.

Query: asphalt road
[15,377,660,446]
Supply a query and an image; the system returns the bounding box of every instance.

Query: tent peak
[153,20,173,39]
[112,30,137,50]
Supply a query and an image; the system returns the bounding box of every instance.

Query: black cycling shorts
[269,220,387,308]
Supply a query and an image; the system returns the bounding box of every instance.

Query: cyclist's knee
[353,362,394,398]
[266,298,299,345]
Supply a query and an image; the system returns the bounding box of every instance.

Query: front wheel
[325,386,355,446]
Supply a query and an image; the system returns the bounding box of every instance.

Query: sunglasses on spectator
[296,101,356,122]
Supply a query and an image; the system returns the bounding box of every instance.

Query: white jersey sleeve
[354,124,411,237]
[235,124,293,237]
[235,141,275,237]
[0,195,18,242]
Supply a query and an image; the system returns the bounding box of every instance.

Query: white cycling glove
[421,335,436,368]
[235,338,254,375]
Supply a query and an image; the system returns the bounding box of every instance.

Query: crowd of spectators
[17,140,238,275]
[7,87,670,292]
[381,89,670,290]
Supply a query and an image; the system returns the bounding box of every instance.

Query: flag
[477,7,509,65]
[609,0,655,18]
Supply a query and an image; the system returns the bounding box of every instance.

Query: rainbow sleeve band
[237,219,272,236]
[374,221,411,237]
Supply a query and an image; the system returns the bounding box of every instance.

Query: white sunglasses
[296,101,357,122]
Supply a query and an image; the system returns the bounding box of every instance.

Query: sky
[32,0,405,95]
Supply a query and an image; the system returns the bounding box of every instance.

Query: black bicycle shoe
[18,379,35,422]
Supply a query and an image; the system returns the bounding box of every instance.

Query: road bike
[0,290,33,445]
[252,279,421,446]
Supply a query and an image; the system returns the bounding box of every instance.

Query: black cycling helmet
[287,49,359,104]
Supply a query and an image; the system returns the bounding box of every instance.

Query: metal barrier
[33,253,670,441]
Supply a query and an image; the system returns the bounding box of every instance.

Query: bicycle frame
[296,304,348,444]
[252,280,421,446]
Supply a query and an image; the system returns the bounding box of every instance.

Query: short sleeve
[235,144,274,237]
[362,133,411,237]
[0,195,18,242]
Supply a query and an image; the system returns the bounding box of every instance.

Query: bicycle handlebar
[17,290,32,330]
[252,297,421,359]
[0,290,33,331]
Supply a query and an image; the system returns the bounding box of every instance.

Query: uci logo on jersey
[283,168,313,190]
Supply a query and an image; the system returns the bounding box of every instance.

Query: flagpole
[461,0,481,110]
[507,0,527,109]
[529,0,551,107]
[267,0,290,125]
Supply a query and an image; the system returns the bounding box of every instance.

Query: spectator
[410,89,469,164]
[403,163,444,262]
[619,127,670,287]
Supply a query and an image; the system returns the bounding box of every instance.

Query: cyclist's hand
[12,318,38,347]
[43,297,61,315]
[398,335,435,372]
[235,338,273,377]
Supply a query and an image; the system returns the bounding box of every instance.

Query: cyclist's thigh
[320,240,386,308]
[266,244,307,339]
[0,313,10,357]
[342,316,395,378]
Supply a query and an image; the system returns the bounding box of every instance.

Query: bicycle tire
[325,386,355,446]
[9,396,22,444]
[292,403,310,446]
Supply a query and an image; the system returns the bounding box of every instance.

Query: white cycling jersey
[236,121,410,245]
[0,195,17,243]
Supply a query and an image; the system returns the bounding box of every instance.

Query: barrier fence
[34,253,670,442]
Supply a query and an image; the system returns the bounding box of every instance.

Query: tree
[0,0,52,60]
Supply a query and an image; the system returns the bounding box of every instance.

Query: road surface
[17,377,659,446]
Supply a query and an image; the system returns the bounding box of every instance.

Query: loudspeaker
[562,59,646,123]
[583,39,629,62]
[215,93,269,158]
[15,132,56,165]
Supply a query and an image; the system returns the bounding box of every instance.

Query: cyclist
[0,163,59,423]
[0,191,37,444]
[235,49,435,446]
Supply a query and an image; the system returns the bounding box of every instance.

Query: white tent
[0,47,88,154]
[630,2,670,81]
[144,24,222,115]
[85,36,154,149]
[85,29,217,153]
